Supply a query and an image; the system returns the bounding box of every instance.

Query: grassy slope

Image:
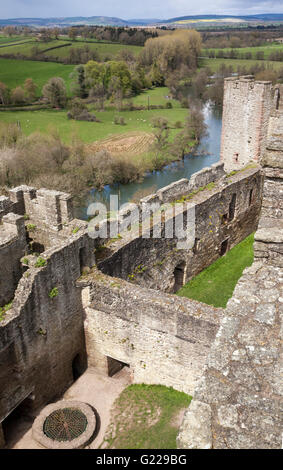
[0,58,75,93]
[101,384,191,449]
[0,88,187,144]
[177,233,254,308]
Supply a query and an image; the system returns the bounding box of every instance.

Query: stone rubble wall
[8,185,74,232]
[78,272,223,396]
[254,110,283,267]
[0,229,96,428]
[177,111,283,450]
[0,213,27,306]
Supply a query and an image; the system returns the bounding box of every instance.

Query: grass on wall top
[177,233,254,308]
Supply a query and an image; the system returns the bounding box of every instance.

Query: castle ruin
[0,77,282,449]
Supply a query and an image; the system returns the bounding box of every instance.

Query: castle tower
[220,76,273,172]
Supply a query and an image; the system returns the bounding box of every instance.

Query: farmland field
[0,35,31,44]
[202,43,283,59]
[199,57,283,72]
[0,37,142,60]
[0,88,188,144]
[0,58,75,94]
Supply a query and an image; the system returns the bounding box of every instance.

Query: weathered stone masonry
[220,76,282,172]
[177,90,283,450]
[98,166,262,293]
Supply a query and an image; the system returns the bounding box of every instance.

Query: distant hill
[0,16,130,27]
[161,14,283,24]
[0,14,283,28]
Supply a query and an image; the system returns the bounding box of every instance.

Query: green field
[0,107,187,144]
[203,43,283,59]
[101,384,191,449]
[0,35,31,45]
[0,58,75,94]
[177,233,254,308]
[199,57,283,72]
[0,87,187,143]
[47,40,142,59]
[132,87,179,107]
[0,37,142,60]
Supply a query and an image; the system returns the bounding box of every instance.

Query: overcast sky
[1,0,283,20]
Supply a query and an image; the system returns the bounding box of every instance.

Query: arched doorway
[173,261,186,293]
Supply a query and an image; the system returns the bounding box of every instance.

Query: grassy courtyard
[101,384,191,449]
[177,233,254,308]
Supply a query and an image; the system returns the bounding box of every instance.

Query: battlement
[8,186,74,231]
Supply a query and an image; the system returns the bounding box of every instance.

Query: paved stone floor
[5,367,132,449]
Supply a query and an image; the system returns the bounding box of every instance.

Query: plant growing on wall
[49,287,59,299]
[35,257,47,268]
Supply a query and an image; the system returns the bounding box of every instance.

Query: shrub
[26,223,36,231]
[35,257,47,268]
[11,86,26,105]
[174,121,182,129]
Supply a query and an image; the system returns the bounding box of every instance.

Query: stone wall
[145,162,225,204]
[0,213,27,306]
[79,271,223,395]
[221,76,274,172]
[8,185,74,232]
[0,230,96,428]
[97,167,262,293]
[177,111,283,450]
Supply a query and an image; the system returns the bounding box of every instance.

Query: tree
[3,26,16,37]
[150,62,165,86]
[68,28,78,41]
[24,78,37,102]
[171,129,193,160]
[151,116,170,169]
[70,65,88,98]
[140,30,202,76]
[186,105,207,143]
[0,82,10,105]
[42,77,67,108]
[90,83,106,110]
[11,86,25,105]
[84,60,132,97]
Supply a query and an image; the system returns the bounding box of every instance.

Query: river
[74,102,222,220]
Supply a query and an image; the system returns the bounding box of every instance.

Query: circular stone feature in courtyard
[32,400,96,449]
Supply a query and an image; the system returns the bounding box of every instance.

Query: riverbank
[74,102,222,218]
